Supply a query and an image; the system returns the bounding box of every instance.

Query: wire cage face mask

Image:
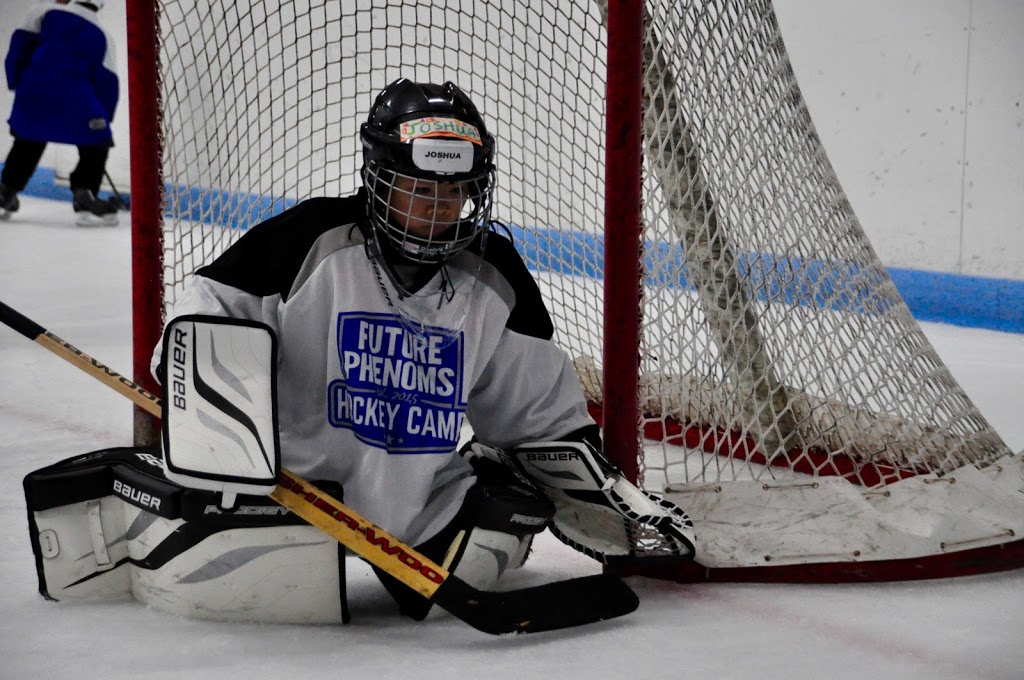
[363,164,495,264]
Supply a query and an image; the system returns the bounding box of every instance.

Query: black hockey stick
[103,170,130,211]
[0,300,639,634]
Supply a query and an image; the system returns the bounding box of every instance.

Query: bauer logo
[169,324,190,410]
[525,452,580,461]
[411,138,474,173]
[113,478,162,511]
[327,312,466,454]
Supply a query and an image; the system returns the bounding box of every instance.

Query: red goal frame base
[609,538,1024,583]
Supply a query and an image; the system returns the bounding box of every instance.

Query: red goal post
[126,0,163,448]
[125,0,1024,582]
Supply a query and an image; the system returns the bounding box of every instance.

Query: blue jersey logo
[327,312,466,454]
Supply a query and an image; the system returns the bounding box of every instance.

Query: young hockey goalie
[23,78,696,624]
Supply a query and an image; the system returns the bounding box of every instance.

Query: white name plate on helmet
[161,315,280,508]
[411,138,474,173]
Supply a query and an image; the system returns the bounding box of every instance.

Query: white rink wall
[0,1,1021,280]
[775,0,1024,280]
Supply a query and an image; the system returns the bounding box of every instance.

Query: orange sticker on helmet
[399,117,482,145]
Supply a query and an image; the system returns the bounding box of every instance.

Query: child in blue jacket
[0,0,119,226]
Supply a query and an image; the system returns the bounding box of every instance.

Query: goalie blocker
[23,447,350,624]
[160,315,281,510]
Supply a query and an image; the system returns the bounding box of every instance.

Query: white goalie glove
[160,315,281,511]
[461,438,696,564]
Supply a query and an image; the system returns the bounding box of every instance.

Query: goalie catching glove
[460,436,696,563]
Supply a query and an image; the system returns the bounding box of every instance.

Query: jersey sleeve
[148,270,280,382]
[466,233,596,448]
[150,196,358,380]
[467,328,595,449]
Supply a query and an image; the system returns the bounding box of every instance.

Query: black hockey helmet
[360,78,496,266]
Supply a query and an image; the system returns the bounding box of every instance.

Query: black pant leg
[1,137,47,190]
[69,143,111,194]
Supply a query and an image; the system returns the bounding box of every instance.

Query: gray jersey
[153,193,595,545]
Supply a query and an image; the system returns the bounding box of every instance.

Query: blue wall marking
[7,166,1021,334]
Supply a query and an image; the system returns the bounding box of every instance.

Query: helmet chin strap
[367,236,465,348]
[360,218,440,300]
[360,213,488,352]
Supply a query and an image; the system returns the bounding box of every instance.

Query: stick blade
[433,573,639,635]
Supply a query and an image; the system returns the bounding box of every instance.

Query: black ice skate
[0,184,19,221]
[72,188,118,227]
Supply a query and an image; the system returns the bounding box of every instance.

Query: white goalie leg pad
[161,315,280,507]
[24,447,349,624]
[127,509,346,624]
[511,440,697,563]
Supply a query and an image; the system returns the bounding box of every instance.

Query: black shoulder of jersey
[480,229,555,341]
[195,195,363,299]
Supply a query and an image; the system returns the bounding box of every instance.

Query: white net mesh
[627,1,1008,484]
[150,0,1022,573]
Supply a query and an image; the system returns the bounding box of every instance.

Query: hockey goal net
[127,0,1024,580]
